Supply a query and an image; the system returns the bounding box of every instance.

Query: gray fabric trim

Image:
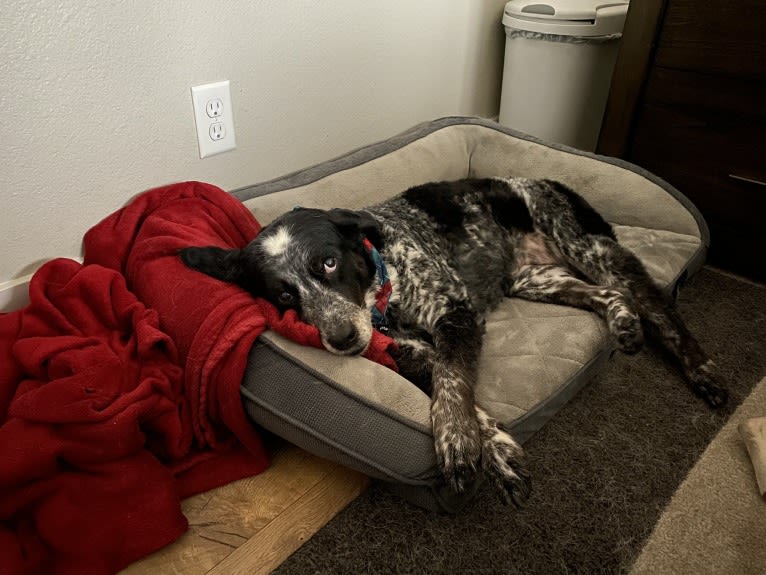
[245,391,475,513]
[505,29,622,43]
[386,477,484,514]
[253,335,431,435]
[242,390,436,485]
[240,338,436,482]
[239,337,486,513]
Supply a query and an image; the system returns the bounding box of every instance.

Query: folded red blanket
[0,181,397,574]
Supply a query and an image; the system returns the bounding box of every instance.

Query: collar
[362,237,392,333]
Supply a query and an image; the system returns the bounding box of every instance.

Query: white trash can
[498,0,629,151]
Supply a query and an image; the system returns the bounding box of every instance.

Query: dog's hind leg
[585,243,728,407]
[510,263,644,354]
[523,180,727,407]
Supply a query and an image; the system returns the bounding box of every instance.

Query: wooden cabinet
[599,0,766,281]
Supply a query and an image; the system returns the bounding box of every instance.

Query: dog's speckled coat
[181,177,728,505]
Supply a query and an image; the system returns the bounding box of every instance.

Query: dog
[180,177,728,507]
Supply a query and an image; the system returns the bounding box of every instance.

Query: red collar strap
[362,237,392,332]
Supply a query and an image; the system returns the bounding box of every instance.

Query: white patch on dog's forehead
[262,226,292,257]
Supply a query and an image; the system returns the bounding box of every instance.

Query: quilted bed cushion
[235,117,708,511]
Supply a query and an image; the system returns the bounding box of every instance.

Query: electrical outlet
[191,81,236,158]
[209,122,226,140]
[206,98,223,118]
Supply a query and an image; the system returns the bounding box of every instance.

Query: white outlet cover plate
[191,80,236,158]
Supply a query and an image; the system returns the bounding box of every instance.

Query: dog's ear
[328,209,384,250]
[179,246,246,284]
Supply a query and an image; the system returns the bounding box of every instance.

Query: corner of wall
[0,275,32,312]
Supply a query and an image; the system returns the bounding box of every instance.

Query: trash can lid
[503,0,629,37]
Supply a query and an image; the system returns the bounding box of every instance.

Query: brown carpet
[273,267,766,575]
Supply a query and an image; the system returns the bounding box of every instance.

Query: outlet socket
[206,98,223,118]
[191,81,236,158]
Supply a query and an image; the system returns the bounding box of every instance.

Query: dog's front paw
[481,425,532,508]
[433,419,482,494]
[690,360,728,408]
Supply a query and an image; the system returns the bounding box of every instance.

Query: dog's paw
[607,301,644,355]
[690,361,728,408]
[481,426,532,508]
[696,382,728,408]
[433,420,482,494]
[475,407,532,507]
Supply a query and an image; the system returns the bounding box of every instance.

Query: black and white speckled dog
[180,177,728,506]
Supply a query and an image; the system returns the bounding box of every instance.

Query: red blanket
[0,181,397,574]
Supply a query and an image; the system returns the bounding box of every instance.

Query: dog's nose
[326,322,359,351]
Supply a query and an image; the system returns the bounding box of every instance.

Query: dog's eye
[323,257,337,274]
[278,292,295,306]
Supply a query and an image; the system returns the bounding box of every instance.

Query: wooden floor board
[120,442,368,575]
[208,463,369,575]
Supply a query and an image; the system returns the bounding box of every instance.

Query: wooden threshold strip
[206,463,369,575]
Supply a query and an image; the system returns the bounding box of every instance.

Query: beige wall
[0,0,508,284]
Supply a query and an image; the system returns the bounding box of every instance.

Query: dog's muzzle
[300,288,373,356]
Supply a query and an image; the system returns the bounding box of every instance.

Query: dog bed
[234,117,708,511]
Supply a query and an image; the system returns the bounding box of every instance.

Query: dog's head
[180,207,384,355]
